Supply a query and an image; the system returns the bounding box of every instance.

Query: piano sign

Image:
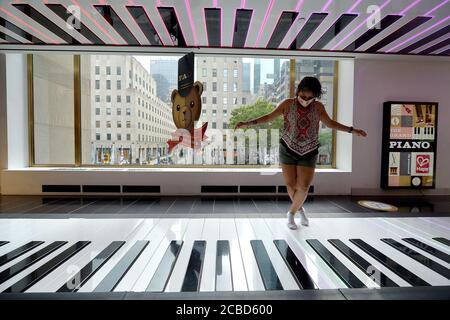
[381,102,438,189]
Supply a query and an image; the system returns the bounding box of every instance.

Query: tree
[229,99,283,149]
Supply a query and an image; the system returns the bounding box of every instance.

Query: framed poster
[381,102,438,189]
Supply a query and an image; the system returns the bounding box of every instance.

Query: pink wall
[352,58,450,194]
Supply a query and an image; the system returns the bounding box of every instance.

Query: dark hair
[296,76,323,99]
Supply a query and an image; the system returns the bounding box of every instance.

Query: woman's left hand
[353,128,367,137]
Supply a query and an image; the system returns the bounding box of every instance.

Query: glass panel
[33,54,74,165]
[78,55,337,167]
[294,59,335,167]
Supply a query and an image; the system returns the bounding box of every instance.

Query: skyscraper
[254,59,261,95]
[243,63,251,93]
[274,58,280,83]
[149,59,178,102]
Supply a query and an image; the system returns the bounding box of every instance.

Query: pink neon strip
[184,0,198,46]
[347,0,363,13]
[213,0,218,7]
[322,0,334,12]
[424,0,449,17]
[71,0,119,44]
[399,0,421,15]
[241,0,246,8]
[295,0,304,12]
[330,0,391,50]
[0,5,57,43]
[255,0,275,47]
[386,15,450,52]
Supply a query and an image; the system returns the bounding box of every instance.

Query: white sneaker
[286,212,297,230]
[298,207,309,226]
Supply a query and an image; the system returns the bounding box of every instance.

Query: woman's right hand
[235,121,247,130]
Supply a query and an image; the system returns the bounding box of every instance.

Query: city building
[91,55,176,165]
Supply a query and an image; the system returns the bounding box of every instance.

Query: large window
[295,59,336,166]
[30,54,339,167]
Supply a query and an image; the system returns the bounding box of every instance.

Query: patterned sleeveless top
[280,98,320,157]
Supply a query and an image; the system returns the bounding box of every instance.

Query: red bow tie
[167,122,209,153]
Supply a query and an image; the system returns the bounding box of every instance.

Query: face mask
[297,96,315,108]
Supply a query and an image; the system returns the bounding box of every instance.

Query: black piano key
[328,239,398,287]
[146,240,183,292]
[181,241,207,292]
[0,241,67,285]
[250,240,283,290]
[0,241,44,267]
[350,239,430,286]
[381,239,450,280]
[273,240,318,289]
[433,238,450,247]
[94,241,149,292]
[3,241,90,293]
[215,240,233,291]
[57,241,125,292]
[306,239,366,288]
[0,241,8,247]
[403,238,450,264]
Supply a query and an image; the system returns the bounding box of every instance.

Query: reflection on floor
[0,217,448,299]
[0,195,449,218]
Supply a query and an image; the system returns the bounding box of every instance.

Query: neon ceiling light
[0,5,57,43]
[255,0,275,47]
[424,0,449,17]
[330,0,391,50]
[347,0,363,14]
[295,0,304,12]
[322,0,334,12]
[184,0,198,46]
[399,0,422,16]
[70,0,119,45]
[386,15,450,52]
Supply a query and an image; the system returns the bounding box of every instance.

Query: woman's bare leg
[288,166,315,213]
[281,163,297,204]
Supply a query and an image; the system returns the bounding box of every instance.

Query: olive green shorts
[279,142,318,167]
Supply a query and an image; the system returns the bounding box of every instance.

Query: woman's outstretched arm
[318,102,367,137]
[234,99,289,129]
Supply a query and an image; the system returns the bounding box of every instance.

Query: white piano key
[219,219,248,291]
[199,218,220,292]
[264,218,340,289]
[364,220,450,268]
[165,219,205,292]
[26,219,144,292]
[247,218,300,290]
[372,218,450,253]
[310,218,400,288]
[319,218,450,286]
[113,219,173,292]
[0,242,71,292]
[234,219,265,291]
[129,219,189,292]
[392,218,450,238]
[77,219,158,292]
[307,218,411,287]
